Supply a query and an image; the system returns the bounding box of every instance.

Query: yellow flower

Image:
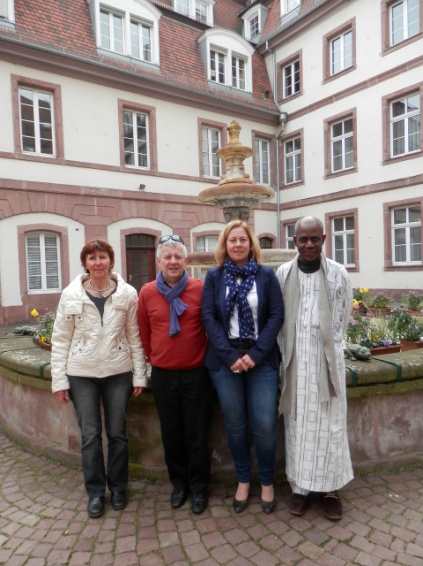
[359,288,368,294]
[353,299,358,307]
[40,336,45,342]
[31,308,39,317]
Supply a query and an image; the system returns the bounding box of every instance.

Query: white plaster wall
[0,213,85,306]
[0,62,14,153]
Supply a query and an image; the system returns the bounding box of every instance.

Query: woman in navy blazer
[202,220,284,514]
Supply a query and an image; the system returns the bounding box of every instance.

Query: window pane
[409,206,421,222]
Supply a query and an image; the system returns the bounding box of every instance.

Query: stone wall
[0,334,422,482]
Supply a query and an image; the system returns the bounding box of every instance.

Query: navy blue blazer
[201,264,284,371]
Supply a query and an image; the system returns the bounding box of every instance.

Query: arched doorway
[125,234,156,294]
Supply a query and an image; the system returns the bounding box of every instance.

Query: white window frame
[281,0,300,16]
[123,109,149,168]
[283,59,300,98]
[0,0,14,22]
[96,1,160,65]
[332,216,355,267]
[331,29,353,75]
[284,136,301,184]
[390,0,420,46]
[390,92,420,157]
[285,224,296,250]
[100,8,125,53]
[391,205,422,264]
[26,232,61,293]
[331,118,353,172]
[254,138,270,185]
[202,126,220,178]
[18,87,55,157]
[130,19,152,62]
[231,54,246,90]
[196,235,218,252]
[210,48,226,84]
[174,0,213,25]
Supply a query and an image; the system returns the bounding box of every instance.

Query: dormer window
[88,0,161,65]
[174,0,214,25]
[0,0,15,25]
[199,29,254,92]
[281,0,300,16]
[242,5,268,42]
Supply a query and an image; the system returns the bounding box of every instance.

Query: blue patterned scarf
[224,257,259,339]
[156,270,188,336]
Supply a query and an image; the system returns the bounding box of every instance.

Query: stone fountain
[198,119,275,222]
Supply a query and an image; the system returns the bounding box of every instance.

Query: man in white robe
[276,216,353,520]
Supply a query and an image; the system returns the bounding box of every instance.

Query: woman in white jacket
[51,239,147,519]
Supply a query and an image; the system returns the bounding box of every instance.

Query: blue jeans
[69,372,133,498]
[209,361,278,486]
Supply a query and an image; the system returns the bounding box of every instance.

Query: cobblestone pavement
[0,431,422,566]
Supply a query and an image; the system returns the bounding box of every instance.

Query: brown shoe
[323,491,343,521]
[288,493,308,516]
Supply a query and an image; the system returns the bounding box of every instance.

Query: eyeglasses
[159,234,185,245]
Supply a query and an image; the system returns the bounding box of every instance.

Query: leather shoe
[87,497,104,518]
[260,498,276,515]
[191,489,208,515]
[171,487,188,509]
[323,491,343,521]
[288,493,308,516]
[233,497,249,514]
[111,491,128,510]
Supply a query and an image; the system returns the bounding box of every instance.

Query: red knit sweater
[138,278,207,370]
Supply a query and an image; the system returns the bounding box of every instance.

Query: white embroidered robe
[277,258,354,493]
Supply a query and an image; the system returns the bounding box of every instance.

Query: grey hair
[156,241,188,259]
[294,216,324,236]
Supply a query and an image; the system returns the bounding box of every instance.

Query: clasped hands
[230,354,256,373]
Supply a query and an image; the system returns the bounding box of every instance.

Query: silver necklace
[89,279,112,297]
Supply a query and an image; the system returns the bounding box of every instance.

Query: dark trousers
[69,372,133,498]
[151,365,212,493]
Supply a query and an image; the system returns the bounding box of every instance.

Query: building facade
[0,0,421,324]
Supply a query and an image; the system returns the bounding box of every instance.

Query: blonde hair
[214,220,263,268]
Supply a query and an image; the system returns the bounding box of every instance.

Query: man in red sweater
[138,235,211,514]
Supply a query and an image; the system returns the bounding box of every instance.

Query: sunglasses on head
[159,234,185,245]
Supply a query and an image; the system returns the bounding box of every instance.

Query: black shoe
[111,491,128,510]
[260,498,276,515]
[171,487,189,509]
[191,489,208,515]
[87,497,104,518]
[233,497,249,514]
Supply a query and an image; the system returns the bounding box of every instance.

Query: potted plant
[369,314,401,354]
[346,307,372,346]
[402,291,423,313]
[353,287,369,313]
[401,317,423,351]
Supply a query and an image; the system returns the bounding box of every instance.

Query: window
[0,0,14,23]
[324,19,356,81]
[232,55,246,90]
[249,14,260,38]
[392,205,421,264]
[18,87,55,156]
[123,110,149,167]
[130,20,152,62]
[254,138,270,185]
[196,236,218,252]
[283,60,300,98]
[284,136,301,184]
[331,30,352,75]
[285,224,296,250]
[331,118,353,172]
[202,126,220,177]
[390,0,420,45]
[94,2,160,65]
[259,237,273,249]
[332,216,355,266]
[281,0,300,15]
[174,0,213,24]
[390,92,420,157]
[210,49,226,84]
[200,30,254,92]
[26,232,61,292]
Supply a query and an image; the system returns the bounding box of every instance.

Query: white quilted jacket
[51,273,147,392]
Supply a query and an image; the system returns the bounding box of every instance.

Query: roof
[0,0,278,117]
